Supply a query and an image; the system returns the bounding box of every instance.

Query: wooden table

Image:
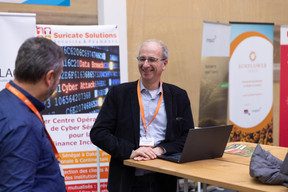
[124,142,288,192]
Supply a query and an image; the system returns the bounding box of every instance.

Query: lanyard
[137,79,163,135]
[6,83,60,160]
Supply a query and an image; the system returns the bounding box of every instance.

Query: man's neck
[142,80,160,91]
[13,80,44,102]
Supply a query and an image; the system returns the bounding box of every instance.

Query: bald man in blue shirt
[90,39,194,192]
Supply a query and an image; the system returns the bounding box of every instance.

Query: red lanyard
[137,79,163,135]
[6,83,60,160]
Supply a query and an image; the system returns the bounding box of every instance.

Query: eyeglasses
[137,56,166,64]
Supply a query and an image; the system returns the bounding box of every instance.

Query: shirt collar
[139,78,162,95]
[9,81,46,112]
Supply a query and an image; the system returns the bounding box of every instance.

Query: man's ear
[162,59,168,71]
[44,70,55,87]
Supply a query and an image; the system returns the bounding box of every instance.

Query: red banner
[279,27,288,146]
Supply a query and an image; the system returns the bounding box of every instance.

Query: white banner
[201,21,231,57]
[229,23,273,145]
[0,12,36,90]
[38,25,120,192]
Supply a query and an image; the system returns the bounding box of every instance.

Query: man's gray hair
[14,37,65,83]
[138,39,169,60]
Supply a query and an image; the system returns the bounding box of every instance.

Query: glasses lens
[137,57,160,63]
[148,57,158,63]
[139,57,147,62]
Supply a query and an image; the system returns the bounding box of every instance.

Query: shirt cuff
[160,146,166,154]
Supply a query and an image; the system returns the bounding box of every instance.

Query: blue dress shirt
[136,79,167,176]
[0,81,66,192]
[139,79,167,146]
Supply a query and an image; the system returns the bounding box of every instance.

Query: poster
[229,23,274,145]
[0,12,36,90]
[0,0,70,6]
[224,143,255,157]
[199,21,230,127]
[279,25,288,147]
[37,25,120,192]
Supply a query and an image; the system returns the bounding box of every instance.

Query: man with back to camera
[90,39,194,192]
[0,37,66,191]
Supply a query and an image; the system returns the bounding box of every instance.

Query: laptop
[157,125,233,163]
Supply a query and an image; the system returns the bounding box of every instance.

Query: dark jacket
[90,80,194,192]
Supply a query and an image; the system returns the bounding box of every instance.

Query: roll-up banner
[37,25,120,192]
[0,12,36,90]
[229,23,274,145]
[279,26,288,147]
[199,21,230,127]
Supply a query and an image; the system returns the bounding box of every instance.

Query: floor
[178,179,238,192]
[208,186,238,192]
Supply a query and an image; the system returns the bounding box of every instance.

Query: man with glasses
[90,39,194,192]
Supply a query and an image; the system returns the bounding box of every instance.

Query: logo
[36,26,52,39]
[244,109,250,115]
[206,35,217,43]
[249,51,256,62]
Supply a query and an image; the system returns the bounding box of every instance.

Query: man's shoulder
[163,82,187,94]
[110,81,137,91]
[0,89,13,108]
[0,89,31,122]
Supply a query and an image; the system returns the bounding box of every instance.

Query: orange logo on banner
[36,27,52,39]
[249,51,256,61]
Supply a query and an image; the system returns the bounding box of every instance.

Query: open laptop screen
[158,125,233,163]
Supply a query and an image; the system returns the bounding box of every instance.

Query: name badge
[139,137,154,147]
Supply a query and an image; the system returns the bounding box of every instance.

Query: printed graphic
[43,45,120,114]
[199,22,230,126]
[39,25,120,192]
[229,23,274,145]
[225,143,255,157]
[0,0,70,6]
